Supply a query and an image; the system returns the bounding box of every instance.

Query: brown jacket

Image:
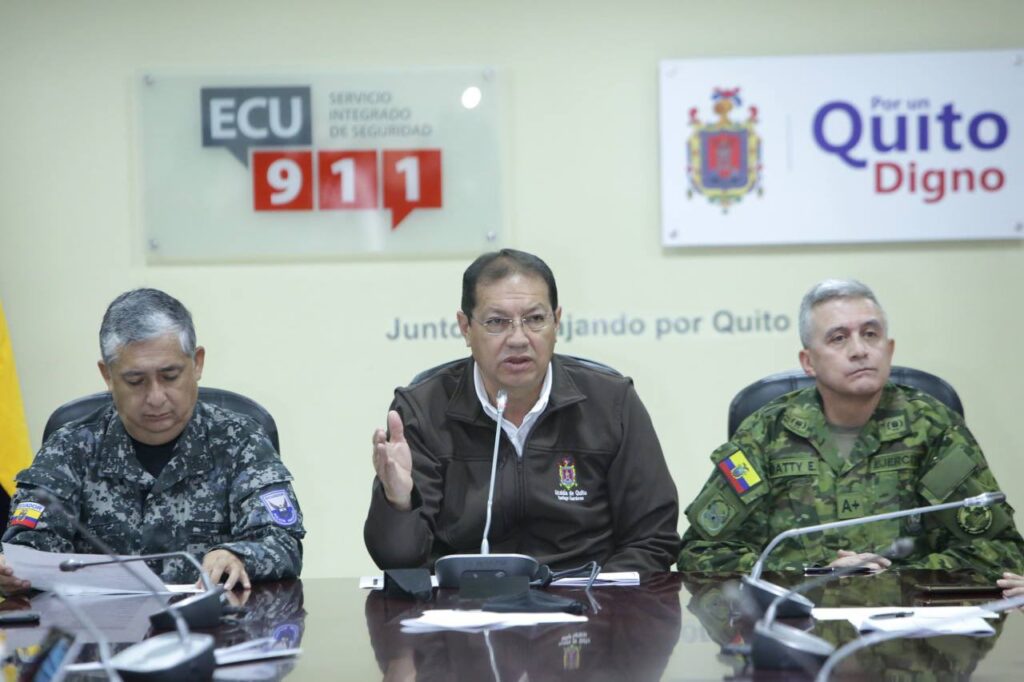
[364,355,680,571]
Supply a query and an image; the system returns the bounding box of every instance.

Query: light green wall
[1,0,1021,579]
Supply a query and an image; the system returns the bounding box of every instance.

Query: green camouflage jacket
[678,384,1024,579]
[4,401,304,583]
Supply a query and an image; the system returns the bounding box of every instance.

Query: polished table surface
[4,571,1024,680]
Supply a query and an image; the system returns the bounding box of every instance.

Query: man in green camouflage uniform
[678,279,1024,579]
[0,289,304,593]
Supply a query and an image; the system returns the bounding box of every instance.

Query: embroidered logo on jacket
[559,457,577,490]
[9,502,44,529]
[555,457,588,502]
[718,450,762,495]
[260,489,298,526]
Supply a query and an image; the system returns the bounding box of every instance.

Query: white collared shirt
[473,361,552,457]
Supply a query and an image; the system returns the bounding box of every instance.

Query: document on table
[401,609,587,632]
[812,606,997,636]
[3,542,168,594]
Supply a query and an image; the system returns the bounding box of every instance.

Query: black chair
[410,354,622,385]
[42,387,280,453]
[727,366,964,438]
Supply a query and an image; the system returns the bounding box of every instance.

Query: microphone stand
[815,591,1024,682]
[742,492,1006,617]
[33,490,216,681]
[50,584,120,680]
[750,538,915,672]
[434,389,541,590]
[61,552,225,630]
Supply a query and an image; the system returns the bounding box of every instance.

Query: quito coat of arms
[687,87,763,212]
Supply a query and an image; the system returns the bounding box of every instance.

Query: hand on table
[827,550,891,571]
[201,549,251,591]
[997,571,1024,598]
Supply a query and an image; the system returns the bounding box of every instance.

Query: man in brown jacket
[364,249,680,572]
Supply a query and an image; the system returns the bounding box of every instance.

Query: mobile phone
[0,610,41,626]
[18,627,77,682]
[803,566,876,576]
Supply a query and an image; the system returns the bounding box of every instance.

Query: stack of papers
[552,571,639,587]
[400,609,587,632]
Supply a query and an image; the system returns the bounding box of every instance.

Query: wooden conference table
[3,570,1024,680]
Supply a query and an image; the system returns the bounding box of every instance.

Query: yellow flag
[0,299,31,496]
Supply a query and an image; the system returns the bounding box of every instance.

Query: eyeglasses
[471,313,553,335]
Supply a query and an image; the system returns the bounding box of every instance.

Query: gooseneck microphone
[480,389,508,555]
[750,538,915,672]
[742,491,1007,617]
[60,552,225,630]
[434,388,541,588]
[33,489,217,681]
[815,590,1024,682]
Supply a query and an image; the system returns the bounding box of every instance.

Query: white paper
[812,605,998,636]
[400,609,587,632]
[860,614,994,636]
[551,571,639,587]
[27,591,169,643]
[3,543,169,595]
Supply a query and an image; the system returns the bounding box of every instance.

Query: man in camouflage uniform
[0,289,304,593]
[678,279,1024,579]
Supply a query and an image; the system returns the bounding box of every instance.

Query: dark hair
[99,288,196,365]
[461,249,558,315]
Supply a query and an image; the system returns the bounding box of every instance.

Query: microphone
[434,388,541,589]
[815,590,1024,682]
[750,538,914,672]
[60,552,225,630]
[32,489,216,681]
[742,491,1007,617]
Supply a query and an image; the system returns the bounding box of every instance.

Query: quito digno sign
[138,68,501,262]
[659,49,1023,247]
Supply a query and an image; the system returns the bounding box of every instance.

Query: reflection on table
[2,571,1023,680]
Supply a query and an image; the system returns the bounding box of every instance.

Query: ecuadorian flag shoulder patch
[9,502,45,529]
[717,450,762,495]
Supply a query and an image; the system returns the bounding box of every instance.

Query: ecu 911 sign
[139,69,501,262]
[659,50,1024,247]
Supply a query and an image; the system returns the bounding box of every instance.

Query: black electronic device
[0,610,41,626]
[17,626,77,682]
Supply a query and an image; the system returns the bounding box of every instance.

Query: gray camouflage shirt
[3,401,304,584]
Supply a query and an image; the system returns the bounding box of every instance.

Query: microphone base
[434,553,539,589]
[112,632,216,681]
[149,588,225,630]
[751,620,834,671]
[741,575,815,618]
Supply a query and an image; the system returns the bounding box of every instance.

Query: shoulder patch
[957,505,994,535]
[260,489,298,527]
[696,494,736,536]
[717,450,763,495]
[9,502,45,529]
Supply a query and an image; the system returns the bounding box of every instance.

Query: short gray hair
[99,289,196,365]
[798,279,887,348]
